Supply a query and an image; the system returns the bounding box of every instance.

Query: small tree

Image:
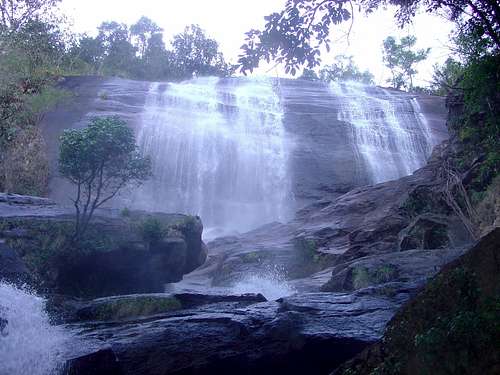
[171,24,233,79]
[130,16,162,57]
[299,68,319,81]
[429,57,464,96]
[59,116,152,239]
[319,54,374,84]
[383,35,430,91]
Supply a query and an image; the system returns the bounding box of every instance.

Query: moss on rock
[334,228,500,375]
[78,295,182,321]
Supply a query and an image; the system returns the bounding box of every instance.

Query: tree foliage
[382,35,430,90]
[130,16,162,57]
[69,19,232,81]
[238,0,500,74]
[171,24,233,79]
[0,0,61,31]
[319,54,374,84]
[429,58,464,95]
[0,12,70,194]
[59,116,152,239]
[299,68,320,80]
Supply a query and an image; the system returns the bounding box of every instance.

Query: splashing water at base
[0,283,69,375]
[231,266,297,301]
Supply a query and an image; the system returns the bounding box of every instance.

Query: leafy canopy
[238,0,500,74]
[171,24,233,79]
[382,35,430,90]
[59,116,151,187]
[0,0,61,32]
[59,116,152,238]
[319,54,374,84]
[70,19,232,81]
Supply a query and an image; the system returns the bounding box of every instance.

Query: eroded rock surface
[64,288,411,375]
[62,144,475,375]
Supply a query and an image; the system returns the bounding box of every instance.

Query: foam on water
[0,283,69,375]
[231,266,297,300]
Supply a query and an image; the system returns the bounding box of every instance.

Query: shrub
[0,127,49,196]
[88,296,182,321]
[138,217,165,245]
[59,116,152,239]
[351,264,399,290]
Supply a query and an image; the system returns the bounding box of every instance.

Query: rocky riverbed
[1,138,475,374]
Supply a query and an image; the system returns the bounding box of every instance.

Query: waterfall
[132,77,291,235]
[118,77,442,234]
[329,82,434,184]
[0,283,69,375]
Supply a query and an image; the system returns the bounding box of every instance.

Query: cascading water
[330,82,434,184]
[0,283,69,375]
[131,77,291,236]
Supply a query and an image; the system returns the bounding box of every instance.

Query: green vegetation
[429,57,464,96]
[0,218,118,286]
[339,227,500,374]
[319,55,374,85]
[414,300,499,375]
[59,116,152,239]
[0,211,200,291]
[241,251,263,264]
[375,268,499,375]
[0,0,232,195]
[475,176,500,233]
[0,13,72,194]
[294,237,317,262]
[85,296,182,321]
[238,0,499,75]
[454,54,500,187]
[71,19,233,81]
[138,216,166,246]
[351,264,399,290]
[290,236,333,278]
[351,266,372,290]
[382,35,430,91]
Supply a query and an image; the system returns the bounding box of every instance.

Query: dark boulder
[64,349,124,375]
[63,289,409,375]
[0,240,31,285]
[333,227,500,375]
[0,196,207,297]
[321,247,468,292]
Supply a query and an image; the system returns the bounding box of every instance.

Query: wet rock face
[280,79,448,204]
[334,228,500,375]
[41,77,448,223]
[178,144,472,293]
[63,289,409,375]
[64,349,123,375]
[320,248,468,292]
[57,215,206,298]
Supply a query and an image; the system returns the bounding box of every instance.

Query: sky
[59,0,456,86]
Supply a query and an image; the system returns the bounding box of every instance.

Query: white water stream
[0,283,70,375]
[132,77,291,234]
[329,82,434,183]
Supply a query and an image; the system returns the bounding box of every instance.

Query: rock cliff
[0,193,207,297]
